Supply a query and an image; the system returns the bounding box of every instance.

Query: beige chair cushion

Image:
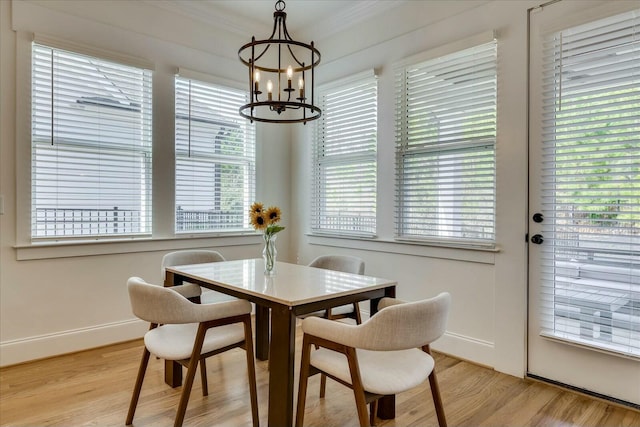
[308,255,365,275]
[162,250,225,270]
[145,323,246,360]
[310,347,434,395]
[128,277,251,325]
[304,255,365,318]
[297,293,450,427]
[161,250,229,300]
[301,293,451,351]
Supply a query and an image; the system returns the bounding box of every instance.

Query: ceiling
[143,0,406,41]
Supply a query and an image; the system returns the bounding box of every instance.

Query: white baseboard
[0,319,148,367]
[432,330,495,368]
[2,315,495,370]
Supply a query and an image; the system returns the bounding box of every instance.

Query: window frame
[310,69,378,238]
[394,32,498,249]
[174,70,256,235]
[15,34,260,260]
[29,36,154,241]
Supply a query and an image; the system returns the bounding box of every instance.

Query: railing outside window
[175,207,244,231]
[34,208,142,236]
[35,207,245,235]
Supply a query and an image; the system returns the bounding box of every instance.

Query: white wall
[1,0,535,378]
[0,0,291,366]
[292,0,538,376]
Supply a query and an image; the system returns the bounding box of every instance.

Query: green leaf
[266,225,285,235]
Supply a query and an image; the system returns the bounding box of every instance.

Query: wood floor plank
[1,334,638,426]
[477,381,563,427]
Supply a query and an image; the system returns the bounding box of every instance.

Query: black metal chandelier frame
[238,0,321,124]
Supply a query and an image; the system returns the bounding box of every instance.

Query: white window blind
[539,10,640,357]
[31,43,153,238]
[175,75,256,233]
[395,40,497,246]
[311,71,377,236]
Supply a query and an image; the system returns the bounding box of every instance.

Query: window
[311,70,377,236]
[395,38,497,246]
[538,10,639,356]
[175,74,256,233]
[31,43,153,239]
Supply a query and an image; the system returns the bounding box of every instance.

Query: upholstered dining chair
[308,255,365,323]
[295,292,451,427]
[162,249,235,303]
[125,277,259,427]
[306,255,366,396]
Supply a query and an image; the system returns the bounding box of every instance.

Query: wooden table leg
[165,359,182,387]
[377,395,396,419]
[255,304,270,361]
[267,305,296,427]
[370,285,396,316]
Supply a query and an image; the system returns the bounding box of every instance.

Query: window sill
[15,233,262,260]
[307,234,499,264]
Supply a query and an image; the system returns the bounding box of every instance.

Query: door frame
[525,0,640,407]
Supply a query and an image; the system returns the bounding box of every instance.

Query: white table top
[165,258,396,307]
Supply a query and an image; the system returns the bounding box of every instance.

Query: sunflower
[250,211,268,230]
[250,202,264,216]
[265,206,282,224]
[250,202,285,235]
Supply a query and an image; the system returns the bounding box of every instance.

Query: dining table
[164,258,397,427]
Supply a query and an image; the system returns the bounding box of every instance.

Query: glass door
[528,0,640,405]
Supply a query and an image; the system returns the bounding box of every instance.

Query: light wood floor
[1,330,638,427]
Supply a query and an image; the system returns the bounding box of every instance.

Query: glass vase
[262,233,277,275]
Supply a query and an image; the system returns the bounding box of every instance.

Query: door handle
[531,234,544,244]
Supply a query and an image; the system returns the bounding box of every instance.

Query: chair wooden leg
[200,359,208,396]
[318,304,362,399]
[174,325,207,427]
[428,369,447,427]
[126,347,151,425]
[346,347,369,427]
[424,346,446,427]
[295,335,313,427]
[319,373,327,398]
[243,317,260,427]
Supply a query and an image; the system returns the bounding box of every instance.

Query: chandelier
[238,0,321,124]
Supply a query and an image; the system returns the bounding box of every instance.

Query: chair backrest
[360,292,451,351]
[161,250,226,281]
[127,276,251,325]
[128,276,200,325]
[308,255,365,275]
